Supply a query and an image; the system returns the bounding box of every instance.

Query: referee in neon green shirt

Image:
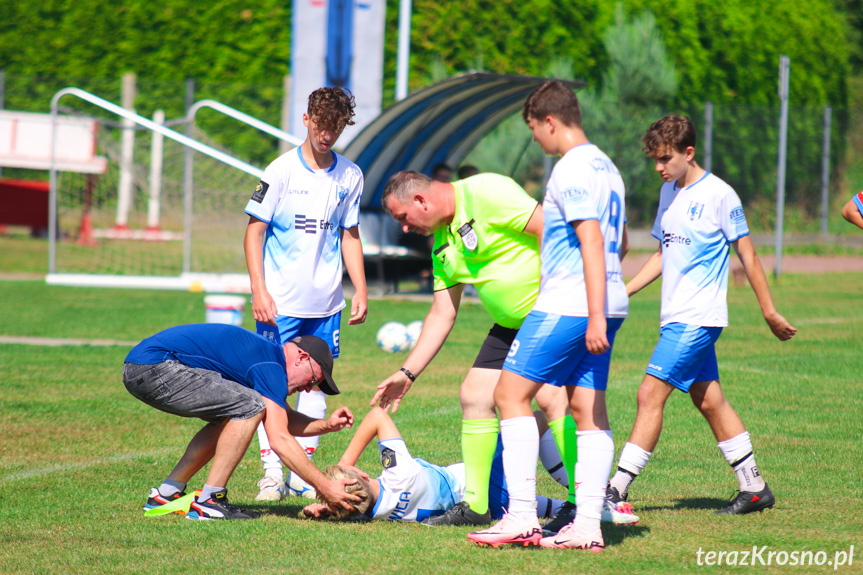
[371,170,575,526]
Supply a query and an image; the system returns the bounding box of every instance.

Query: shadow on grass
[604,524,649,546]
[245,500,309,518]
[634,497,729,513]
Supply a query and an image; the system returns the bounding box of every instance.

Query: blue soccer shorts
[503,310,625,390]
[645,322,723,392]
[256,312,341,358]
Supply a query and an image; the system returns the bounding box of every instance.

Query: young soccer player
[606,114,797,515]
[467,80,630,551]
[301,407,567,523]
[841,191,863,230]
[244,87,368,501]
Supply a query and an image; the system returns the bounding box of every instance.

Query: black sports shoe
[143,487,188,514]
[187,489,259,520]
[422,501,491,526]
[541,501,576,534]
[715,484,775,515]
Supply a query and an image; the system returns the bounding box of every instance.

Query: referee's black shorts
[472,323,519,370]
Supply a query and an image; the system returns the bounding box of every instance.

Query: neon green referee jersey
[432,174,540,329]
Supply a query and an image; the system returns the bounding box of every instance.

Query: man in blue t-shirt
[123,324,360,520]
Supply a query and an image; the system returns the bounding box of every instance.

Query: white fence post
[147,109,165,230]
[115,72,137,229]
[774,56,790,278]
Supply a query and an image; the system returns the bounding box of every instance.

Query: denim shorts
[123,361,265,423]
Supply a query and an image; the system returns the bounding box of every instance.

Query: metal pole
[820,105,832,236]
[280,75,292,155]
[49,97,58,273]
[147,109,165,230]
[183,78,195,274]
[395,0,412,101]
[704,101,713,172]
[774,56,790,279]
[116,72,137,229]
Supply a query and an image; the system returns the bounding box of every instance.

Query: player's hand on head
[370,371,413,413]
[321,478,361,509]
[327,406,354,431]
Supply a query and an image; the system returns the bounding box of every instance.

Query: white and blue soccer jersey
[533,143,628,318]
[244,147,363,318]
[651,172,750,327]
[368,439,464,522]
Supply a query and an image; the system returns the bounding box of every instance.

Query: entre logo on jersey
[295,215,336,234]
[663,232,692,248]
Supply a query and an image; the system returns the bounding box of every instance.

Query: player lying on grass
[606,114,797,516]
[124,324,360,520]
[300,407,625,524]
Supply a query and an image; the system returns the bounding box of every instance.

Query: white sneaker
[467,511,542,548]
[255,476,286,502]
[601,498,639,525]
[540,524,605,551]
[288,473,317,499]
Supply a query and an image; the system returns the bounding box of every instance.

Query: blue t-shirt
[125,324,291,409]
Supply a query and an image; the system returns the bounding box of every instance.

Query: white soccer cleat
[467,511,542,548]
[288,473,317,499]
[601,498,639,525]
[540,524,605,551]
[255,476,286,502]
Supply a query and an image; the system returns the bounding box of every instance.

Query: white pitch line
[0,448,174,482]
[0,335,138,347]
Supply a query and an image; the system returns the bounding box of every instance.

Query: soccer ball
[376,322,410,353]
[405,320,423,349]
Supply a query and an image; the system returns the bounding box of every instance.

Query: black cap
[291,336,339,395]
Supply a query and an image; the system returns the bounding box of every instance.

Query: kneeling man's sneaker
[187,489,259,520]
[255,476,286,502]
[540,524,605,552]
[715,484,775,515]
[143,487,188,514]
[541,501,576,534]
[467,511,542,548]
[287,473,317,499]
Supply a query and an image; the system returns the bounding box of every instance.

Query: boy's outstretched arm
[338,406,402,467]
[732,235,797,341]
[626,245,662,297]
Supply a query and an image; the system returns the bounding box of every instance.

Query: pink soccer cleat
[468,511,543,548]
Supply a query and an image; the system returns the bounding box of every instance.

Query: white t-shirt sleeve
[340,170,363,229]
[718,188,750,242]
[550,167,600,224]
[378,439,421,491]
[244,162,282,224]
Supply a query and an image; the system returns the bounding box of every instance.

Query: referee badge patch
[381,447,397,469]
[251,180,270,203]
[457,219,478,251]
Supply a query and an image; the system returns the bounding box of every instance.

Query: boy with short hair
[607,114,797,516]
[244,87,368,501]
[467,80,631,551]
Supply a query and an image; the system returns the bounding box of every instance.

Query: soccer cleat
[602,497,639,525]
[255,476,287,502]
[287,473,317,499]
[186,489,259,520]
[540,524,605,552]
[143,487,188,515]
[468,511,542,548]
[541,501,576,534]
[715,484,775,515]
[421,501,491,527]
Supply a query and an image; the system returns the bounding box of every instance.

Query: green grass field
[0,274,861,574]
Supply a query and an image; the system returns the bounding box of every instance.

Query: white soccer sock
[610,442,653,497]
[500,416,540,520]
[158,479,186,497]
[257,421,284,480]
[573,430,614,534]
[290,389,327,487]
[539,428,569,488]
[718,431,766,492]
